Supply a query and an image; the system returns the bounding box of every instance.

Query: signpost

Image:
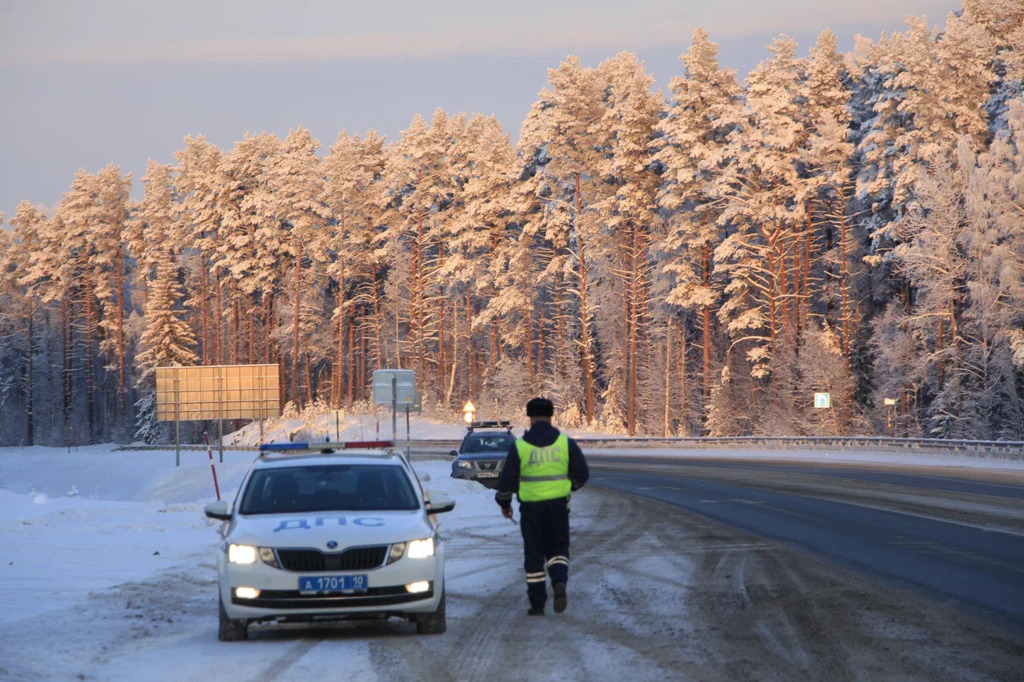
[330,409,344,442]
[813,392,831,434]
[401,391,422,456]
[884,397,897,436]
[155,364,281,465]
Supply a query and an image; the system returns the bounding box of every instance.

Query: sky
[0,0,963,222]
[2,411,1020,679]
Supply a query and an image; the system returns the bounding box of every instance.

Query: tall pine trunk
[83,261,98,442]
[115,242,126,420]
[26,290,35,445]
[574,173,596,425]
[293,237,303,407]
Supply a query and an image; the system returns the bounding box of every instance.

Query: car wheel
[218,593,249,641]
[415,588,446,635]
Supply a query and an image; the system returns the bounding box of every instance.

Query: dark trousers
[519,497,570,609]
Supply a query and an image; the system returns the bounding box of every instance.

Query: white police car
[204,440,454,640]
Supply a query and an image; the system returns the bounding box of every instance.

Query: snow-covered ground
[2,415,1022,680]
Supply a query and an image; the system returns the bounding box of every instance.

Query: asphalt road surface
[588,455,1024,633]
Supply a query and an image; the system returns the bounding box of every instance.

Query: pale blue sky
[0,0,961,219]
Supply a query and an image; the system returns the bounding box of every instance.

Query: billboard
[155,364,281,422]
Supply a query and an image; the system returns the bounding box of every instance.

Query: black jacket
[494,421,589,509]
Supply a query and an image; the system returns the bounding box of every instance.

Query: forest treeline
[2,0,1023,445]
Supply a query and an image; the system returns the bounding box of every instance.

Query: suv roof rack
[259,440,395,454]
[468,420,511,432]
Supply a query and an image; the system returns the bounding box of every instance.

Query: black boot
[553,583,567,613]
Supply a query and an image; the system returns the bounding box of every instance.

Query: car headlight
[406,537,435,559]
[455,460,472,469]
[227,544,279,567]
[258,546,280,569]
[228,544,258,564]
[387,542,406,564]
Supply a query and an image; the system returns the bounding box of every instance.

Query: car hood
[228,509,432,550]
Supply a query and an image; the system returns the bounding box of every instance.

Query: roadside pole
[204,431,221,500]
[174,373,181,467]
[391,376,398,444]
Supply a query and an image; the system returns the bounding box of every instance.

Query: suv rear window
[239,464,419,514]
[462,434,514,453]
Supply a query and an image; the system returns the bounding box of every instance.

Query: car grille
[477,461,498,470]
[277,546,389,572]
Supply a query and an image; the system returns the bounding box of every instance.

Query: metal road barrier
[117,436,1023,459]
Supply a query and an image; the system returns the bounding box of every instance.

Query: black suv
[450,421,516,489]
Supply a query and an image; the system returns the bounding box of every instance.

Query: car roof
[253,441,410,470]
[253,451,404,469]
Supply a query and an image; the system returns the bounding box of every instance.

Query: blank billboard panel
[155,364,281,422]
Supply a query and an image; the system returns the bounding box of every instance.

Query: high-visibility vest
[516,434,571,502]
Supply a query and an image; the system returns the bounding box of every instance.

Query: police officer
[495,398,589,615]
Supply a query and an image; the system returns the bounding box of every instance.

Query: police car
[450,421,515,489]
[203,440,454,641]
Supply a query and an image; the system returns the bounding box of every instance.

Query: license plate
[476,471,499,478]
[298,574,368,593]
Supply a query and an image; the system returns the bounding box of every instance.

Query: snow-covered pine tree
[510,100,582,418]
[218,133,282,372]
[133,256,198,442]
[712,36,809,430]
[174,135,224,366]
[655,28,745,427]
[0,214,25,443]
[592,52,664,435]
[521,56,605,425]
[381,111,454,393]
[8,203,48,445]
[959,99,1024,437]
[54,170,109,442]
[91,164,132,423]
[446,115,519,407]
[264,127,329,406]
[323,129,389,405]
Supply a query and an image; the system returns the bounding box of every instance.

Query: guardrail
[117,436,1023,459]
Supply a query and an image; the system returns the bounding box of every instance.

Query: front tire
[416,589,446,634]
[218,594,249,641]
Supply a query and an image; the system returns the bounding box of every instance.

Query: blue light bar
[258,440,395,453]
[259,442,311,451]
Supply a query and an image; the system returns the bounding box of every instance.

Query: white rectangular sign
[372,369,416,404]
[813,392,831,409]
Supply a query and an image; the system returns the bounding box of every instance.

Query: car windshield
[462,433,514,453]
[239,464,420,514]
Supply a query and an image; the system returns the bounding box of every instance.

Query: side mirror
[204,500,231,521]
[448,450,458,457]
[425,490,456,514]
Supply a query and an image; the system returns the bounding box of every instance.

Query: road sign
[813,392,831,409]
[372,369,416,404]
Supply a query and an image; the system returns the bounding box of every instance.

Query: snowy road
[2,448,1024,681]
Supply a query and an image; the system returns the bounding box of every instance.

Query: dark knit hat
[525,397,554,418]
